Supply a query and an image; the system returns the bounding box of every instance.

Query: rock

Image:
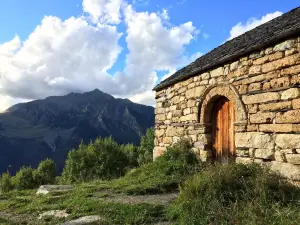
[270,77,290,89]
[156,114,166,121]
[242,92,280,104]
[259,101,292,112]
[276,110,300,123]
[254,149,275,160]
[273,40,296,52]
[36,185,74,195]
[281,88,300,100]
[230,61,239,71]
[39,210,69,220]
[281,64,300,76]
[275,151,285,162]
[186,88,196,99]
[270,161,300,181]
[285,154,300,165]
[248,83,261,92]
[249,65,261,75]
[275,134,300,149]
[259,124,293,133]
[61,215,104,225]
[195,86,206,97]
[292,98,300,109]
[155,129,165,137]
[200,72,210,80]
[236,157,253,164]
[153,147,166,159]
[211,67,224,77]
[155,108,166,114]
[235,132,274,149]
[249,112,274,124]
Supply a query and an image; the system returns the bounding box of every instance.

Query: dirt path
[91,192,179,205]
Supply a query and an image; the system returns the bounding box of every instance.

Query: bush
[159,138,198,166]
[167,163,300,225]
[105,139,203,194]
[13,166,37,190]
[137,128,154,166]
[34,159,56,185]
[121,143,139,168]
[61,137,129,183]
[0,171,13,193]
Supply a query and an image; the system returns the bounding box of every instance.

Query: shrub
[13,166,37,190]
[0,171,13,193]
[137,128,154,166]
[121,143,139,168]
[159,138,198,166]
[62,137,129,183]
[167,163,300,225]
[34,159,56,185]
[106,139,202,194]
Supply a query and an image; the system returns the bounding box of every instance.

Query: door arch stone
[196,83,248,162]
[198,83,247,126]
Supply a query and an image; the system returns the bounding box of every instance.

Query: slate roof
[153,6,300,91]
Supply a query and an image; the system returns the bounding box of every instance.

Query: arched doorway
[211,96,236,163]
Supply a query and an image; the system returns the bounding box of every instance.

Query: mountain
[0,89,154,174]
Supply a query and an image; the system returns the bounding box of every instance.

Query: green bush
[137,128,154,166]
[167,163,300,225]
[61,137,129,183]
[105,139,203,194]
[33,159,56,185]
[13,166,37,190]
[121,143,139,168]
[0,171,13,193]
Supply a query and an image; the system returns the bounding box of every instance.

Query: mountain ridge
[0,89,154,174]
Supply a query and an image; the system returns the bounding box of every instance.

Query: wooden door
[211,97,236,163]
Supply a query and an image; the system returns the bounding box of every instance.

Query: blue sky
[0,0,299,110]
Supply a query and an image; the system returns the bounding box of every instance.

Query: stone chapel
[153,7,300,181]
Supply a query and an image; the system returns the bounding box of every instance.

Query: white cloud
[228,11,282,40]
[0,1,199,111]
[82,0,123,24]
[0,16,122,102]
[132,0,148,6]
[0,95,30,112]
[128,90,155,106]
[114,5,198,105]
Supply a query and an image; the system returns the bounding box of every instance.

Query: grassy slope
[1,149,300,225]
[0,186,167,224]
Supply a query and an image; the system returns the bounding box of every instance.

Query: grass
[167,163,300,225]
[2,143,300,225]
[0,141,200,224]
[0,185,166,224]
[90,139,203,195]
[93,159,201,195]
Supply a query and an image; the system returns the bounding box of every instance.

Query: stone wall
[154,36,300,181]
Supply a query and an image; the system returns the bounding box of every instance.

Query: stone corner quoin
[153,34,300,181]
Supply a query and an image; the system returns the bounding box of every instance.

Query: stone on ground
[61,215,104,225]
[36,185,74,195]
[38,210,69,220]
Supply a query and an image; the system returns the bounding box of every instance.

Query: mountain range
[0,89,154,174]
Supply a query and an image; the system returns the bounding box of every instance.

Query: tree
[137,128,154,166]
[62,137,129,183]
[34,159,56,185]
[0,171,13,193]
[13,166,36,190]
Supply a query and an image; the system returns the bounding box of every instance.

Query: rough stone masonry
[152,7,300,181]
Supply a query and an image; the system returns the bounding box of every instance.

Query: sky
[0,0,299,111]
